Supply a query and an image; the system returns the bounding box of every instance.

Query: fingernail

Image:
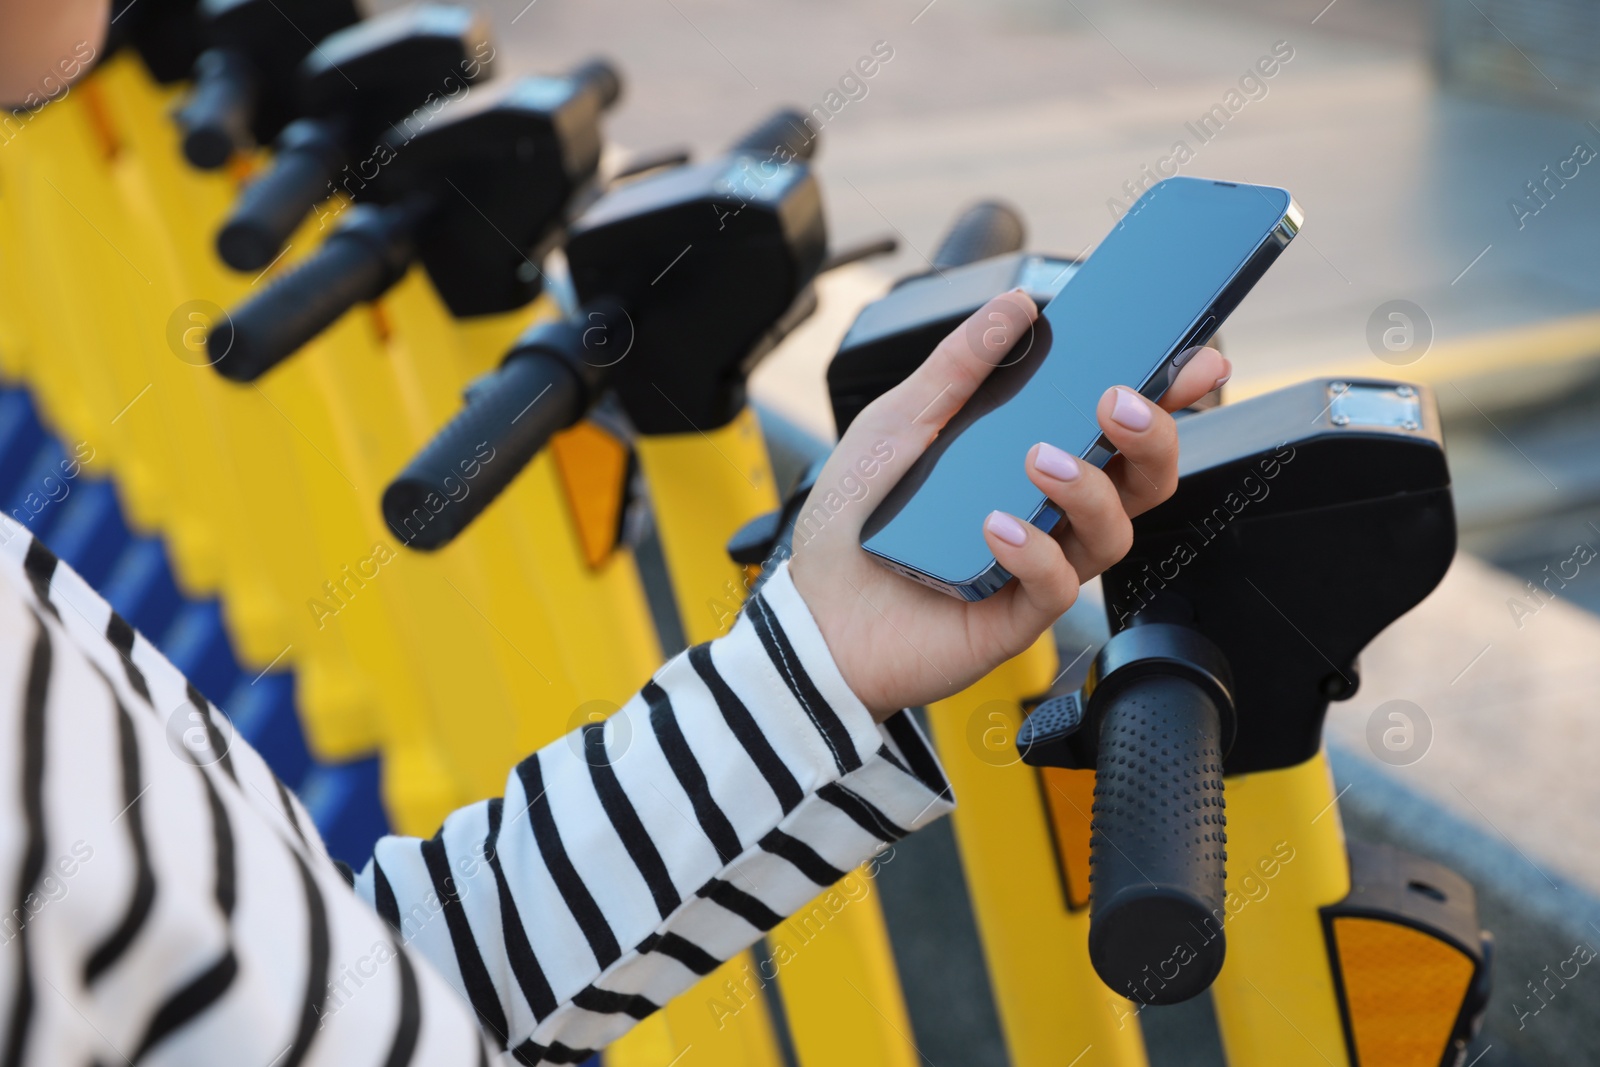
[985,511,1028,547]
[1007,287,1037,312]
[1110,387,1152,431]
[1033,442,1080,481]
[1213,372,1232,389]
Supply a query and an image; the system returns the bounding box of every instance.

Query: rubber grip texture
[217,119,347,271]
[209,233,394,382]
[382,355,585,550]
[730,108,817,161]
[931,200,1026,271]
[1088,673,1227,1005]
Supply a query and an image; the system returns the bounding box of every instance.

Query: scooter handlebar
[1087,672,1228,1006]
[730,107,818,162]
[931,200,1026,271]
[381,308,616,550]
[175,48,258,169]
[216,118,348,271]
[570,57,623,111]
[210,204,416,382]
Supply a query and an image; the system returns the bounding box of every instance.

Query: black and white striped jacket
[0,519,953,1064]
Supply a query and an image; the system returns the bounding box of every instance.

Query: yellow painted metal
[85,58,382,756]
[1211,750,1353,1067]
[634,410,919,1067]
[634,408,776,642]
[13,57,669,845]
[60,64,491,792]
[772,874,920,1067]
[926,639,1150,1067]
[606,960,787,1067]
[3,87,170,541]
[1329,917,1475,1067]
[373,272,666,824]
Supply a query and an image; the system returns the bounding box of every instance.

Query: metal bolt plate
[1327,382,1422,431]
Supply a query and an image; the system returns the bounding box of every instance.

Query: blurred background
[457,0,1600,1062]
[478,0,1600,591]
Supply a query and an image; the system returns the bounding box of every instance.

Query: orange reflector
[77,80,123,162]
[1331,916,1475,1067]
[367,300,393,345]
[551,420,631,568]
[227,149,263,185]
[1039,767,1095,910]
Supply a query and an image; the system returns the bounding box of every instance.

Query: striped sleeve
[0,520,495,1066]
[354,559,955,1063]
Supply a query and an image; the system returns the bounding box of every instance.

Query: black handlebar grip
[1088,674,1227,1006]
[175,48,258,169]
[209,205,417,382]
[931,200,1026,271]
[730,108,817,161]
[570,58,623,111]
[217,119,348,271]
[382,348,600,551]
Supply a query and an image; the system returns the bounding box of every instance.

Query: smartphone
[861,176,1301,601]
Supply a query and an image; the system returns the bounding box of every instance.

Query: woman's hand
[789,289,1228,718]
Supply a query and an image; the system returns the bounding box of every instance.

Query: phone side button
[1169,323,1216,383]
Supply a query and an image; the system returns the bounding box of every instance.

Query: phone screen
[862,177,1294,591]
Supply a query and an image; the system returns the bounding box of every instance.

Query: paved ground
[473,0,1600,418]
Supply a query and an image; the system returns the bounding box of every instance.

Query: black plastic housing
[107,0,204,84]
[299,3,494,126]
[1101,379,1455,775]
[175,0,362,165]
[216,4,495,270]
[211,64,618,377]
[369,64,618,316]
[564,129,827,433]
[386,111,830,551]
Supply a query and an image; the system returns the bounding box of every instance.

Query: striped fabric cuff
[721,559,953,830]
[353,556,958,1063]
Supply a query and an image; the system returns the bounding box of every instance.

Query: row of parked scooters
[0,0,1492,1063]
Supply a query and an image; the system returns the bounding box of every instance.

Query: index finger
[806,289,1039,536]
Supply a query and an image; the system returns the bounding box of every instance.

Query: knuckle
[1053,567,1081,614]
[1108,517,1135,562]
[1152,465,1179,502]
[1084,524,1133,578]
